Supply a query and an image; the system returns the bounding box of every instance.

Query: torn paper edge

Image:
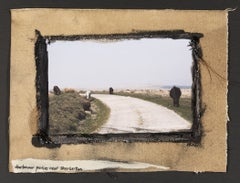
[12,159,170,173]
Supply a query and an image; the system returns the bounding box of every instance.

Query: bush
[63,88,76,93]
[82,101,91,111]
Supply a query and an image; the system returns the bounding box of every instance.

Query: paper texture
[10,9,228,172]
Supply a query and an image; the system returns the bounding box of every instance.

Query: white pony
[85,90,92,99]
[79,90,92,99]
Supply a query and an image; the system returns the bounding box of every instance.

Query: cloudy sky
[47,38,193,90]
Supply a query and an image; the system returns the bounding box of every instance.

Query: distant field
[115,91,192,122]
[48,91,110,135]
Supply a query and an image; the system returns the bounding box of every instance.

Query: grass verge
[80,98,110,134]
[116,92,192,122]
[49,92,110,135]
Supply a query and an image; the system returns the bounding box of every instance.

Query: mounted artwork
[9,9,228,173]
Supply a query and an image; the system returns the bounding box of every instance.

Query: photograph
[48,38,193,135]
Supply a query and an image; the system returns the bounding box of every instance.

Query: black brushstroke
[189,38,203,144]
[33,30,54,147]
[48,131,193,144]
[45,30,203,42]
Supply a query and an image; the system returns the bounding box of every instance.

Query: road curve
[93,94,192,134]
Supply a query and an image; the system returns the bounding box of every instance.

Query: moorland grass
[116,92,192,122]
[49,92,110,135]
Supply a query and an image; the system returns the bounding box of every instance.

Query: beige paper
[10,9,228,172]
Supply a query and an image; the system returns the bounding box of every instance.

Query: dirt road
[93,94,192,134]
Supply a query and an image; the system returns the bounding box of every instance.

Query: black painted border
[32,30,203,146]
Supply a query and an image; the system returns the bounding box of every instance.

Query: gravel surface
[93,94,192,134]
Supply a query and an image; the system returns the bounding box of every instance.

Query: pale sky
[47,38,193,90]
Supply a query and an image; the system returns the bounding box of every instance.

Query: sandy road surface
[93,94,192,134]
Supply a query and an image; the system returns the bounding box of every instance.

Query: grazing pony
[170,86,182,107]
[109,87,114,94]
[85,90,92,100]
[79,90,92,99]
[53,86,61,95]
